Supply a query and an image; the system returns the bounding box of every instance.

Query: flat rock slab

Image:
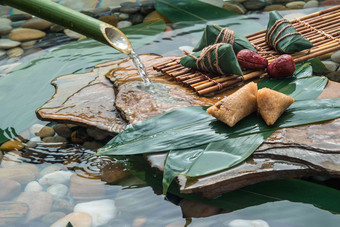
[37,54,340,198]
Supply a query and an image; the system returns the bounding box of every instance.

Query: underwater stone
[243,0,266,10]
[0,179,21,201]
[117,20,132,29]
[41,212,66,226]
[20,40,37,49]
[1,151,22,167]
[53,124,72,138]
[7,47,24,58]
[47,184,68,199]
[9,13,32,22]
[74,199,117,227]
[24,181,43,192]
[0,24,12,36]
[51,212,92,227]
[331,50,340,63]
[70,174,106,201]
[39,171,73,185]
[0,39,20,49]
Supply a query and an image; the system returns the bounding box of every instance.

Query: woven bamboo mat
[153,5,340,96]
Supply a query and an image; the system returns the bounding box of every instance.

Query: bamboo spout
[1,0,133,55]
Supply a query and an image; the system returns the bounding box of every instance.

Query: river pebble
[0,164,37,184]
[22,17,52,30]
[264,4,286,11]
[30,123,45,135]
[1,151,22,167]
[130,13,145,25]
[9,13,32,22]
[83,141,104,150]
[50,24,65,32]
[51,212,92,227]
[141,1,155,14]
[0,139,24,151]
[64,29,85,40]
[52,199,74,212]
[120,2,141,14]
[7,47,24,58]
[228,219,270,227]
[41,211,66,226]
[47,184,69,198]
[98,15,119,26]
[71,128,90,144]
[86,128,107,140]
[25,181,43,192]
[37,126,55,138]
[0,179,21,200]
[53,124,72,138]
[0,23,12,36]
[179,199,221,218]
[9,28,46,41]
[74,199,117,227]
[21,40,37,49]
[42,136,67,148]
[223,3,247,14]
[0,39,21,49]
[243,0,266,10]
[15,191,53,223]
[117,20,133,29]
[39,170,73,185]
[331,50,340,63]
[322,60,339,72]
[100,162,130,184]
[286,1,305,9]
[303,0,318,8]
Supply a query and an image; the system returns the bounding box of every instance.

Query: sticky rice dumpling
[257,88,295,125]
[193,25,257,54]
[207,82,257,127]
[266,11,313,53]
[180,43,243,76]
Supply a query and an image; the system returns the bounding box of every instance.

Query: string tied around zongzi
[215,27,235,46]
[183,43,225,75]
[265,18,299,52]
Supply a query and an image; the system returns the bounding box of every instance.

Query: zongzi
[265,11,313,53]
[193,24,257,54]
[180,43,243,76]
[257,88,295,125]
[207,82,257,127]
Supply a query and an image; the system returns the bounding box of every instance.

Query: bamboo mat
[153,5,340,96]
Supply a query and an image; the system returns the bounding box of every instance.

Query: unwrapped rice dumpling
[266,11,313,53]
[257,88,295,125]
[207,82,257,127]
[180,43,243,76]
[193,25,257,54]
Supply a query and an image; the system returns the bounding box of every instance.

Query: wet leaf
[0,127,17,144]
[0,20,165,135]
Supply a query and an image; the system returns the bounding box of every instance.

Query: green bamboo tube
[0,0,133,54]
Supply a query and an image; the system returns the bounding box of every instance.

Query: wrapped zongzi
[180,43,243,76]
[265,11,313,53]
[193,25,256,54]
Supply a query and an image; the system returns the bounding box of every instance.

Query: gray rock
[25,140,38,149]
[120,2,141,14]
[0,179,21,200]
[24,181,43,192]
[0,18,12,26]
[9,13,32,22]
[331,50,340,63]
[141,1,155,14]
[130,13,144,25]
[11,20,26,28]
[243,0,266,10]
[303,0,318,8]
[37,126,55,138]
[93,6,110,14]
[7,47,24,58]
[50,24,65,32]
[322,60,339,72]
[41,212,66,225]
[0,39,21,49]
[53,124,72,138]
[223,3,247,14]
[86,128,108,141]
[0,24,12,36]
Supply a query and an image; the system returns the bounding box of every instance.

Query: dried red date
[267,54,296,79]
[237,49,268,70]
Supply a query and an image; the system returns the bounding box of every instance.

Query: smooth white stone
[303,0,318,8]
[39,171,73,185]
[118,13,129,20]
[74,199,117,227]
[29,123,45,135]
[117,21,132,29]
[25,181,43,192]
[229,219,270,227]
[47,184,68,198]
[39,164,62,177]
[29,136,41,142]
[51,212,92,227]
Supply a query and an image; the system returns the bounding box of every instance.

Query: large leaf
[0,127,17,145]
[98,64,329,156]
[155,0,264,36]
[0,20,165,135]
